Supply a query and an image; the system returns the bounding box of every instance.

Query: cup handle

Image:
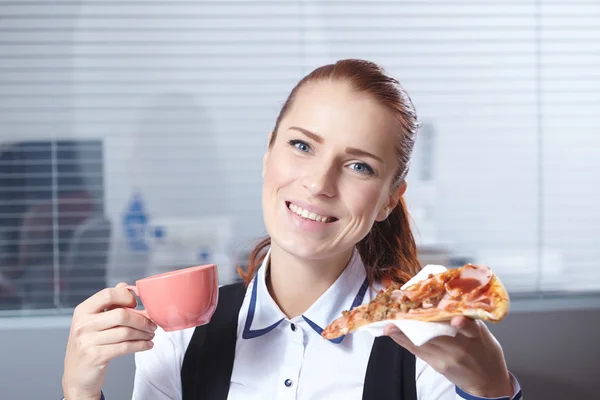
[123,285,150,320]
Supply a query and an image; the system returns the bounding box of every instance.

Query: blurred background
[0,0,598,398]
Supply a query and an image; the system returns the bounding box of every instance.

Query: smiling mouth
[286,202,338,223]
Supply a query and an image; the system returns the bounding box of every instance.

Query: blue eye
[350,162,375,175]
[288,139,311,153]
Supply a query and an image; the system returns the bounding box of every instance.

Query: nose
[301,164,337,198]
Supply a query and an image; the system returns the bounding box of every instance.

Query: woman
[62,59,522,400]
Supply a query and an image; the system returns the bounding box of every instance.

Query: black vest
[181,283,417,400]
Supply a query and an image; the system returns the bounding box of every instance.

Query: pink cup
[124,263,218,331]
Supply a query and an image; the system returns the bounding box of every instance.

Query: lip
[284,199,337,220]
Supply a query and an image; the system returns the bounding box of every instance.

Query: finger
[451,316,480,338]
[384,324,439,359]
[383,324,400,336]
[91,308,157,333]
[384,324,417,351]
[104,283,133,311]
[425,333,470,351]
[75,286,137,315]
[91,326,155,346]
[97,340,154,362]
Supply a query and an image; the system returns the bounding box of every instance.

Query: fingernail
[150,323,158,331]
[147,340,154,348]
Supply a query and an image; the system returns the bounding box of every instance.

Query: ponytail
[356,197,421,286]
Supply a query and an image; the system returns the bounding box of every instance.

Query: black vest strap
[363,336,417,400]
[181,283,246,400]
[181,282,417,400]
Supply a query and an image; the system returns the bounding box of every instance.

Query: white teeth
[287,202,332,223]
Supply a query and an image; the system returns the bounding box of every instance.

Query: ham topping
[390,264,494,313]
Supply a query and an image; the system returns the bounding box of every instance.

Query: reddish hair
[238,59,421,287]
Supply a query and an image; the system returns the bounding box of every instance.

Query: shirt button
[284,379,293,387]
[290,323,296,332]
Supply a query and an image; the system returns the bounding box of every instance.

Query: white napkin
[356,264,458,346]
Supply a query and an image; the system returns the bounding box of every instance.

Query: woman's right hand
[62,282,157,400]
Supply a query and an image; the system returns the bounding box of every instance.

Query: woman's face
[262,79,406,261]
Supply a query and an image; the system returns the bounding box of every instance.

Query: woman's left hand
[384,316,514,398]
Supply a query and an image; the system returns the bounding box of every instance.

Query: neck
[266,244,353,319]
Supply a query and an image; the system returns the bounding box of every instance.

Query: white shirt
[133,248,522,400]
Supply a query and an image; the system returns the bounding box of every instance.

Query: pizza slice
[321,263,510,340]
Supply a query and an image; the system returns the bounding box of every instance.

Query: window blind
[0,0,598,314]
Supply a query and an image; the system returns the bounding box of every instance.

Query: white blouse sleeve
[131,327,195,400]
[415,357,456,400]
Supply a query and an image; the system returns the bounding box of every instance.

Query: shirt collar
[242,247,368,344]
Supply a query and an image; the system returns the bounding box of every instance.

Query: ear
[375,180,408,222]
[262,131,274,179]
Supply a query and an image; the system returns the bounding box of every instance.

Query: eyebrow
[289,126,324,143]
[288,126,384,163]
[345,147,383,163]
